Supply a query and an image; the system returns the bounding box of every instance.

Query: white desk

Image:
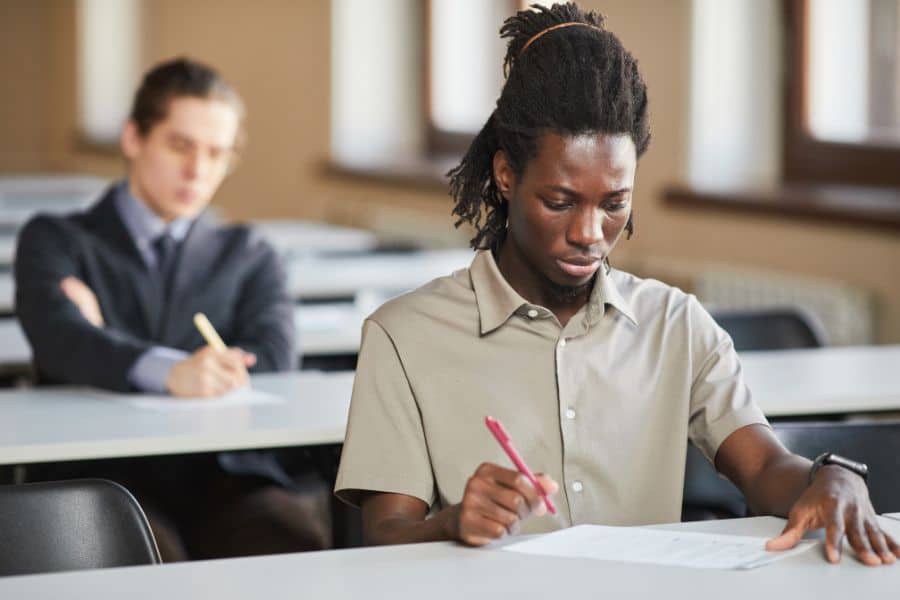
[0,274,12,315]
[741,345,900,416]
[1,516,898,599]
[0,248,473,313]
[0,318,29,369]
[0,371,354,466]
[285,248,473,300]
[295,302,367,356]
[0,175,106,232]
[250,219,377,260]
[0,303,363,373]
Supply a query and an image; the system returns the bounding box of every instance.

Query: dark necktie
[152,233,178,299]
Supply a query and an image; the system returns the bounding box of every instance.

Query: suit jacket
[15,186,298,488]
[15,186,295,390]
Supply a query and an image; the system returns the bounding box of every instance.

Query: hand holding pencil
[164,313,256,397]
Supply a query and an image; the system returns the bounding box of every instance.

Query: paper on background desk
[114,387,284,411]
[502,525,816,570]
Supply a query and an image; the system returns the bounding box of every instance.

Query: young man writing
[16,58,326,560]
[335,4,898,566]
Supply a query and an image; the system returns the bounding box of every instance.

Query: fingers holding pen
[455,463,559,546]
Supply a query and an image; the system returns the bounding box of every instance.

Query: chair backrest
[0,478,161,576]
[774,421,900,514]
[710,307,826,351]
[682,421,900,521]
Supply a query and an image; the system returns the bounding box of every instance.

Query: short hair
[128,57,245,140]
[448,3,651,250]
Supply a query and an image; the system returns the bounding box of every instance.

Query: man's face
[121,96,240,222]
[495,132,637,297]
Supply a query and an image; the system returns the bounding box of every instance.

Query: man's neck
[127,179,175,225]
[495,241,591,328]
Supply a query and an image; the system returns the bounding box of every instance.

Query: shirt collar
[470,250,530,335]
[114,180,192,246]
[470,250,638,335]
[589,263,638,327]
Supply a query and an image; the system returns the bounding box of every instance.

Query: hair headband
[519,22,604,56]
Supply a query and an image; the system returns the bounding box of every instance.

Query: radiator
[694,268,873,346]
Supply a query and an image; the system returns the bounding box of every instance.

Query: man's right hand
[451,462,558,546]
[60,276,105,327]
[166,345,256,397]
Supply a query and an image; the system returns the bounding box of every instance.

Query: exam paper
[119,387,283,411]
[502,525,816,570]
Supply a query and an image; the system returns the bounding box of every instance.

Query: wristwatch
[808,452,868,484]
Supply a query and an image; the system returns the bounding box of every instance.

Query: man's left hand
[766,465,900,565]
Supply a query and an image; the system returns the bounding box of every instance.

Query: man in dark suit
[14,58,328,560]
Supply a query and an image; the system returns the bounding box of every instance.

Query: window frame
[783,0,900,188]
[422,0,522,158]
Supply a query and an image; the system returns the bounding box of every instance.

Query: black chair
[681,443,748,521]
[709,307,826,351]
[682,306,827,521]
[682,421,900,521]
[0,479,161,576]
[774,421,900,514]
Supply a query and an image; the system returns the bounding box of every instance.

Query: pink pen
[484,415,556,515]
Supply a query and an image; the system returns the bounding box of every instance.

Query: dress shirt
[335,250,768,532]
[114,181,194,393]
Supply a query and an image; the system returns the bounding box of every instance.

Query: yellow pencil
[193,312,227,351]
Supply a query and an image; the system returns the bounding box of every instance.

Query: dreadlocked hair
[448,2,651,250]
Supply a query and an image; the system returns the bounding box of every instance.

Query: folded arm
[15,217,152,391]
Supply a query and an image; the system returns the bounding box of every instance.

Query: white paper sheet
[117,387,284,411]
[502,525,816,570]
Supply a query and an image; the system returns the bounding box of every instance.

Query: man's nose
[567,207,603,248]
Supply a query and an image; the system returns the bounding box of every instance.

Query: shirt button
[572,480,583,493]
[526,309,539,319]
[559,338,567,348]
[565,408,576,419]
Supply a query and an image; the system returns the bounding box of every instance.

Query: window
[784,0,900,187]
[425,0,514,156]
[329,0,522,181]
[669,0,900,229]
[77,0,143,145]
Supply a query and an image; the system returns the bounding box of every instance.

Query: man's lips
[556,257,602,278]
[176,188,202,203]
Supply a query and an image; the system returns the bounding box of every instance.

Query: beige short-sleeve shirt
[335,250,768,531]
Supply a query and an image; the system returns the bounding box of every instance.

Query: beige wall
[0,1,55,170]
[2,0,899,342]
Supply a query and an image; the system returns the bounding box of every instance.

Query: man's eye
[607,202,627,212]
[169,138,191,152]
[542,198,570,211]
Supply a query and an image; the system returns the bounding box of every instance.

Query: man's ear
[120,121,142,161]
[492,150,516,201]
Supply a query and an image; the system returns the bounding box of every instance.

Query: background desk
[0,327,898,417]
[284,248,472,300]
[0,305,365,369]
[2,516,898,599]
[741,345,900,416]
[0,371,353,466]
